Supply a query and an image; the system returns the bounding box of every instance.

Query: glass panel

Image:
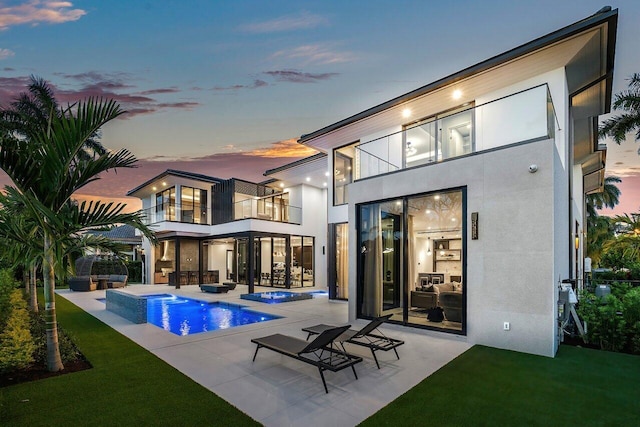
[407,190,463,331]
[358,200,403,318]
[181,186,194,223]
[272,238,286,287]
[335,223,349,299]
[260,238,272,286]
[334,143,357,205]
[290,236,302,288]
[201,239,232,284]
[439,109,473,160]
[405,119,437,168]
[302,236,314,287]
[236,238,248,284]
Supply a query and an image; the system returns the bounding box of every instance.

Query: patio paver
[59,285,471,426]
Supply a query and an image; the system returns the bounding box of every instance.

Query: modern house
[127,167,327,289]
[128,8,617,357]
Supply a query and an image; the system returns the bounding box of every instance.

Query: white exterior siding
[349,138,560,357]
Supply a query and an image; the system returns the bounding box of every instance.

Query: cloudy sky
[0,0,639,214]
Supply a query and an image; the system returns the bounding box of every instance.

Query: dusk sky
[0,1,639,214]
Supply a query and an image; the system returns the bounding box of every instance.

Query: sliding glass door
[357,189,466,334]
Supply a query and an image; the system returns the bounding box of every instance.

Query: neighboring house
[127,167,327,288]
[295,7,617,357]
[128,8,617,357]
[84,224,142,260]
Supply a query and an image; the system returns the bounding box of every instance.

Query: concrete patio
[59,285,471,427]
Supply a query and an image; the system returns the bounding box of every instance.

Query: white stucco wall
[348,138,561,357]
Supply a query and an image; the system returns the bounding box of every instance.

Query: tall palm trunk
[30,264,38,312]
[43,232,63,371]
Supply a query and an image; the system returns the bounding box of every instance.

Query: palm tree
[0,77,156,371]
[586,215,614,265]
[611,213,640,262]
[586,176,621,219]
[600,73,640,153]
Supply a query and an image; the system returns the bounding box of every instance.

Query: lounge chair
[251,325,363,393]
[302,314,404,369]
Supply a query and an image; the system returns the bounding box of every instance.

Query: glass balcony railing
[355,84,558,180]
[140,201,302,226]
[233,199,302,225]
[140,203,211,226]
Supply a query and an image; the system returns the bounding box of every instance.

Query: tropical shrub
[0,268,19,327]
[30,312,82,365]
[0,290,35,372]
[126,260,142,283]
[578,293,627,352]
[623,288,640,354]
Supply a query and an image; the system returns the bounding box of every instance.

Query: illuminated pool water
[240,291,313,304]
[145,294,281,336]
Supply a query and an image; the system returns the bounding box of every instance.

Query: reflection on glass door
[236,238,248,284]
[272,237,286,287]
[382,212,401,311]
[335,224,349,299]
[358,200,403,319]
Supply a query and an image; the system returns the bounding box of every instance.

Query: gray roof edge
[298,7,618,144]
[263,152,328,176]
[126,169,223,196]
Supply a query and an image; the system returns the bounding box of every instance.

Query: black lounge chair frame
[251,325,363,393]
[302,314,404,369]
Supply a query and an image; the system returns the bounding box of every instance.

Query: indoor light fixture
[406,141,417,156]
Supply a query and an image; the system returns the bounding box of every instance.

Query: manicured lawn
[361,344,640,426]
[0,292,259,426]
[3,293,639,427]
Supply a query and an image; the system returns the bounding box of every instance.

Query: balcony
[140,200,302,226]
[355,84,558,180]
[140,203,211,226]
[233,199,302,225]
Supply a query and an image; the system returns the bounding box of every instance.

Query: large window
[404,106,473,168]
[334,142,358,205]
[155,187,176,221]
[357,189,465,333]
[181,186,207,224]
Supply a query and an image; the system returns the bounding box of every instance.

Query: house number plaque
[471,212,479,240]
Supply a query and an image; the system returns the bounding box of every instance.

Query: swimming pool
[145,294,281,336]
[240,291,313,304]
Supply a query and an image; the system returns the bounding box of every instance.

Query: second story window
[404,105,474,168]
[155,187,176,221]
[181,186,208,224]
[334,142,358,206]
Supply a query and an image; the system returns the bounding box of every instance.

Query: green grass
[3,294,639,427]
[361,344,640,426]
[0,292,259,427]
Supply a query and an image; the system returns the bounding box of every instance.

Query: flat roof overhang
[298,8,618,153]
[263,153,329,190]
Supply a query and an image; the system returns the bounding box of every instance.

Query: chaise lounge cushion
[108,274,128,288]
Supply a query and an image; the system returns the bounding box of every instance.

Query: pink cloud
[0,74,200,118]
[0,1,86,31]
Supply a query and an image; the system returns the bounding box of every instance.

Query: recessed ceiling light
[324,171,330,177]
[306,177,311,182]
[396,201,401,206]
[152,186,157,191]
[402,108,412,118]
[452,89,462,100]
[451,218,456,221]
[323,182,327,187]
[279,183,285,188]
[425,209,431,214]
[162,181,167,186]
[434,195,440,200]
